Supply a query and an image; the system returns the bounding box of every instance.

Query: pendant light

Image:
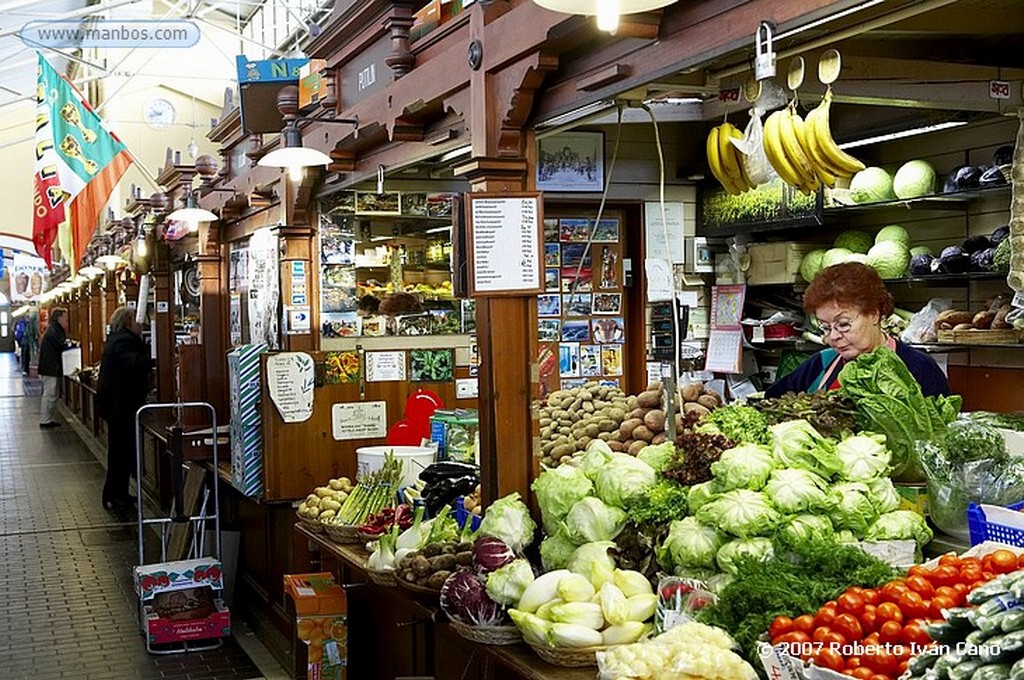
[167,190,217,229]
[257,122,333,182]
[533,0,677,32]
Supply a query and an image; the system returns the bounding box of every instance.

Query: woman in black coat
[96,306,153,511]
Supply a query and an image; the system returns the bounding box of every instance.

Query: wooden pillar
[197,218,228,419]
[276,224,316,352]
[152,243,175,403]
[88,279,104,365]
[455,159,534,506]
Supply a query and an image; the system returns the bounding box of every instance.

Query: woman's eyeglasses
[819,317,855,336]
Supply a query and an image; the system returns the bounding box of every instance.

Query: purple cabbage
[439,569,507,626]
[472,535,516,573]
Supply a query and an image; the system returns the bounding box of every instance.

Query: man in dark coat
[37,307,69,428]
[96,306,153,511]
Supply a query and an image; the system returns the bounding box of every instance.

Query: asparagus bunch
[334,452,405,526]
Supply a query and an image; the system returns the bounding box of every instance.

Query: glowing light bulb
[288,165,304,182]
[597,0,619,32]
[135,239,148,258]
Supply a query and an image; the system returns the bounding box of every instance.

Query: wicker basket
[297,514,325,535]
[396,577,442,605]
[323,523,363,544]
[366,568,397,587]
[450,620,521,646]
[357,530,384,543]
[529,644,605,667]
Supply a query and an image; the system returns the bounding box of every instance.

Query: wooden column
[151,243,175,403]
[88,279,104,365]
[197,218,228,419]
[276,224,316,352]
[455,159,534,506]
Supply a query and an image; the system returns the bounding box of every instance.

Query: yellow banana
[811,90,866,177]
[777,107,818,188]
[802,108,841,185]
[718,123,746,191]
[707,126,741,194]
[763,111,805,190]
[727,124,756,191]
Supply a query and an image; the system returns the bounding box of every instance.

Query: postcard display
[319,214,360,339]
[538,216,627,395]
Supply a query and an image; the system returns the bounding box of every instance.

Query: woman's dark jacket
[37,320,67,377]
[96,329,153,422]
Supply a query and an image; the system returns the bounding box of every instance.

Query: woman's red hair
[803,262,894,317]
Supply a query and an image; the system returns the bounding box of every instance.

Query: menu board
[467,193,543,296]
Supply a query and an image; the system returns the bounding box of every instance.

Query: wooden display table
[292,523,595,680]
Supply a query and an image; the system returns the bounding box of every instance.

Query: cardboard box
[284,573,347,616]
[142,600,231,645]
[895,483,928,517]
[227,343,268,497]
[745,242,816,285]
[297,614,348,680]
[134,558,230,645]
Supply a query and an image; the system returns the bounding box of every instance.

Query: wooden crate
[937,328,1022,345]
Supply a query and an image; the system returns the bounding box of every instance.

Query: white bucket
[356,445,436,488]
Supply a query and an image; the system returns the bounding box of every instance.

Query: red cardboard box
[142,599,231,645]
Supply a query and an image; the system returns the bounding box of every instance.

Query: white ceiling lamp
[167,190,217,230]
[79,265,105,279]
[259,85,358,182]
[96,254,126,270]
[533,0,677,32]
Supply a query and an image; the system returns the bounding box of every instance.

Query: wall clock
[143,98,176,129]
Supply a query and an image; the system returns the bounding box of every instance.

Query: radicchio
[439,569,506,626]
[472,535,516,573]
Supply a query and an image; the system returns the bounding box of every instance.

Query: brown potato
[683,402,711,418]
[643,409,667,432]
[651,433,667,445]
[627,440,647,456]
[637,390,662,409]
[972,310,996,329]
[608,440,625,452]
[697,394,720,410]
[681,382,704,402]
[633,425,655,442]
[619,418,643,439]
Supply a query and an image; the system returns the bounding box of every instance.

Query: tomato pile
[768,550,1024,679]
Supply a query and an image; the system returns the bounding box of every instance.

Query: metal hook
[755,20,776,81]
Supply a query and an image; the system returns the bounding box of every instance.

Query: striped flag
[32,53,132,269]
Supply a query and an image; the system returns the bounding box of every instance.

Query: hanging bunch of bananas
[707,122,756,195]
[763,90,866,195]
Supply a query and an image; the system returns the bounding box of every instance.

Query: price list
[469,195,542,295]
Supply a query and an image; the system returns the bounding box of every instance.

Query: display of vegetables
[838,345,962,481]
[536,382,631,467]
[507,566,658,651]
[357,504,415,537]
[296,476,354,523]
[332,454,405,526]
[751,390,858,439]
[397,539,474,589]
[418,461,480,517]
[596,620,757,680]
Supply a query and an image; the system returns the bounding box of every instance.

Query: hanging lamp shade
[167,192,217,224]
[257,123,332,176]
[533,0,676,31]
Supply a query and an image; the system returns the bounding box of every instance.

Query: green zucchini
[979,634,1014,664]
[908,647,944,674]
[971,579,1014,606]
[934,650,967,678]
[1003,611,1024,634]
[945,607,978,629]
[970,663,1012,680]
[928,621,970,645]
[1009,656,1024,680]
[979,596,1024,619]
[969,629,999,646]
[949,658,986,680]
[981,610,1020,634]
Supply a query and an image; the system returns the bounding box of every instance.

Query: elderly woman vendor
[766,262,950,398]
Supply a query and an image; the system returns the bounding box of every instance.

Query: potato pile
[397,540,474,590]
[296,477,354,522]
[537,382,631,467]
[614,381,721,455]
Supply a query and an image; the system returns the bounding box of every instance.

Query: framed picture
[538,319,562,342]
[592,316,625,343]
[545,268,560,292]
[537,294,561,317]
[592,292,622,315]
[562,293,592,317]
[536,131,605,192]
[544,243,561,267]
[580,345,602,377]
[590,219,619,242]
[355,191,401,214]
[561,320,590,342]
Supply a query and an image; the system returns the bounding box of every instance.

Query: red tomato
[906,565,930,579]
[793,614,816,634]
[881,581,909,604]
[930,595,956,619]
[906,575,935,599]
[850,669,874,680]
[862,632,881,648]
[813,627,834,644]
[1016,553,1024,570]
[814,605,838,629]
[776,631,811,645]
[861,589,881,606]
[838,592,866,616]
[823,631,847,648]
[860,609,878,634]
[769,616,793,639]
[930,566,960,588]
[982,554,995,573]
[934,585,959,603]
[864,648,896,675]
[813,649,845,672]
[961,557,983,570]
[846,586,865,596]
[902,621,932,648]
[878,620,902,645]
[833,613,863,642]
[869,675,893,680]
[846,657,863,669]
[938,553,962,568]
[876,602,904,624]
[961,565,984,583]
[898,591,929,620]
[952,583,969,601]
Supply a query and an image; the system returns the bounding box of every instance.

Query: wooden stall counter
[292,523,595,680]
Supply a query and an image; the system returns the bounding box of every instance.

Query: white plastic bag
[900,298,952,344]
[731,109,774,188]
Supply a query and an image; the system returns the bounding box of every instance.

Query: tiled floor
[0,354,284,680]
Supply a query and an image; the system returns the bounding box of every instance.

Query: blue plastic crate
[967,500,1024,547]
[454,496,482,532]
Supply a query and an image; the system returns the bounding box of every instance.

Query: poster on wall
[266,352,315,423]
[229,294,242,346]
[247,227,280,349]
[10,253,49,302]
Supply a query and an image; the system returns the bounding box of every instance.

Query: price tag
[752,325,766,343]
[989,80,1011,99]
[156,301,169,313]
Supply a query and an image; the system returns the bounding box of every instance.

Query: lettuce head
[710,443,776,491]
[593,453,657,509]
[836,433,891,481]
[770,419,841,480]
[695,489,781,538]
[532,464,594,534]
[657,517,725,571]
[763,468,831,514]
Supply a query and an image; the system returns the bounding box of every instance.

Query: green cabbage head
[696,489,781,538]
[763,468,831,514]
[532,464,594,534]
[850,166,895,203]
[593,453,657,509]
[710,443,776,491]
[893,160,936,199]
[657,517,725,571]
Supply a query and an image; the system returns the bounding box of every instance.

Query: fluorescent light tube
[838,121,968,150]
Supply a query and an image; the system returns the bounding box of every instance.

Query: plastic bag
[900,297,952,344]
[655,577,717,633]
[731,109,774,188]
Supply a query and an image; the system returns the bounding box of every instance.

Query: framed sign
[465,192,544,296]
[536,131,604,192]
